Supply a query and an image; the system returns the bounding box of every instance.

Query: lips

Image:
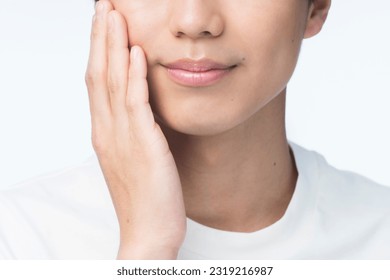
[162,59,236,87]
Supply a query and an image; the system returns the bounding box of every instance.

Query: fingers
[85,0,114,125]
[105,7,155,137]
[126,46,156,135]
[107,11,130,119]
[85,0,155,144]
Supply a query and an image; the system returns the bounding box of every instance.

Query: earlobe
[304,0,332,39]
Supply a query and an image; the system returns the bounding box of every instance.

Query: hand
[85,0,186,259]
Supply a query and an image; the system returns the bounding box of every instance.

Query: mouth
[161,59,237,87]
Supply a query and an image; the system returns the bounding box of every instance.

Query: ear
[304,0,332,39]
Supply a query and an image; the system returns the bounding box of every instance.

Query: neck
[160,90,297,232]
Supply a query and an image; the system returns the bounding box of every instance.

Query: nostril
[176,31,184,37]
[200,31,212,37]
[175,30,213,38]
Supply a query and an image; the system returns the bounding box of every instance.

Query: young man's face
[111,0,328,136]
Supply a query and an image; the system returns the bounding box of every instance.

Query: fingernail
[95,1,104,13]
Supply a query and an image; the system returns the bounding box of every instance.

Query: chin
[148,75,267,137]
[154,108,248,137]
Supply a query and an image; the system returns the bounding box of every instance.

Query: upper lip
[163,59,235,72]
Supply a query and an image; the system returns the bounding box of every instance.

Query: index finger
[85,0,114,123]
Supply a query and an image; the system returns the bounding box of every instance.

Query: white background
[0,0,389,189]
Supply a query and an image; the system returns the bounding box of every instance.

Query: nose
[169,0,224,40]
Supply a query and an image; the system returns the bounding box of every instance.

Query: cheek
[241,12,304,98]
[126,16,159,48]
[112,3,166,48]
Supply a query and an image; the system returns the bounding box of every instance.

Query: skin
[85,0,331,259]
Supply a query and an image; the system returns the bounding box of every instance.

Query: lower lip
[165,67,234,87]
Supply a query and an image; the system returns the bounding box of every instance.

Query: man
[1,0,389,259]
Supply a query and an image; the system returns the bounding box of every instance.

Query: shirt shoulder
[0,156,118,259]
[291,143,390,258]
[291,142,390,212]
[314,150,390,214]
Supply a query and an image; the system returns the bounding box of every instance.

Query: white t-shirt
[0,143,389,259]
